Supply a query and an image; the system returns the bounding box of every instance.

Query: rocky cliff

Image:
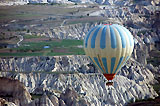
[0,55,159,106]
[0,77,90,106]
[0,77,31,106]
[0,54,159,75]
[0,0,159,6]
[0,1,160,105]
[0,72,158,106]
[0,55,91,73]
[29,87,90,106]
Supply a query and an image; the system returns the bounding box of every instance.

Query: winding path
[17,35,23,46]
[61,19,66,27]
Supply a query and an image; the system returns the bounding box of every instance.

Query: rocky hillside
[0,77,31,106]
[0,55,90,73]
[0,71,158,106]
[0,77,90,106]
[0,55,159,106]
[0,0,159,6]
[0,0,160,106]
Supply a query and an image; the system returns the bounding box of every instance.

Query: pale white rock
[29,0,48,3]
[48,0,70,3]
[7,102,17,106]
[144,37,151,44]
[59,99,66,106]
[0,55,159,106]
[49,95,59,106]
[39,94,54,106]
[0,1,28,6]
[70,0,92,3]
[129,87,138,99]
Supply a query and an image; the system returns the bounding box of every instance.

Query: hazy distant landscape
[0,0,160,106]
[0,4,104,56]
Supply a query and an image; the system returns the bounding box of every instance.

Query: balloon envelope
[84,24,134,80]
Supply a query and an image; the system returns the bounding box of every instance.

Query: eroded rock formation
[0,77,31,106]
[0,56,159,106]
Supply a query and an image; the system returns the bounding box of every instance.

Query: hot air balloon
[84,24,134,85]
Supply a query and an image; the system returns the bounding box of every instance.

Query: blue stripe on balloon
[113,25,126,48]
[94,57,104,73]
[109,26,117,48]
[110,57,116,73]
[91,26,103,48]
[100,26,107,49]
[120,26,133,46]
[102,57,108,73]
[114,57,124,73]
[85,26,97,48]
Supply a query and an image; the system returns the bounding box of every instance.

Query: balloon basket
[105,80,114,90]
[106,82,113,86]
[106,80,113,86]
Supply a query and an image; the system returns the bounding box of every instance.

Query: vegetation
[69,47,84,55]
[0,52,44,56]
[153,84,160,95]
[147,58,159,67]
[147,50,160,67]
[67,17,105,25]
[0,5,79,21]
[16,39,83,51]
[23,34,44,39]
[31,94,43,100]
[0,36,84,56]
[27,3,48,5]
[137,30,148,35]
[128,97,155,104]
[134,98,154,102]
[30,89,62,100]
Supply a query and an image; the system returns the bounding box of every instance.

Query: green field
[0,35,85,56]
